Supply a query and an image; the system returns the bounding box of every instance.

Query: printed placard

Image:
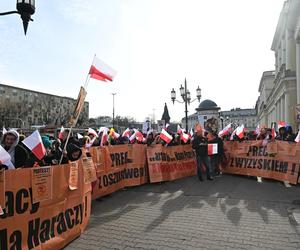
[31,167,53,203]
[69,161,79,190]
[82,158,97,184]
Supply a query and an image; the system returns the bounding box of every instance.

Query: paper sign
[0,145,11,164]
[69,86,87,126]
[31,167,53,203]
[69,161,79,190]
[0,169,5,210]
[82,158,97,184]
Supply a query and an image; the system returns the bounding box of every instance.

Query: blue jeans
[196,155,212,179]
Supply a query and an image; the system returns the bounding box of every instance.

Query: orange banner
[90,144,148,199]
[0,160,91,250]
[221,141,300,184]
[146,144,197,183]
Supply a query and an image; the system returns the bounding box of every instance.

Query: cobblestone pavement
[65,174,300,249]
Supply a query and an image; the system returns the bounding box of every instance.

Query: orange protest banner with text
[0,160,91,250]
[90,144,148,199]
[221,140,300,184]
[146,144,197,183]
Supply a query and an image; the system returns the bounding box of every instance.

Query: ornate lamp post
[171,78,201,132]
[0,0,35,35]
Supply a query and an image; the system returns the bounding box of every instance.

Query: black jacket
[192,135,208,156]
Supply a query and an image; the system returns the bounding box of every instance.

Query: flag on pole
[135,131,144,142]
[22,130,46,160]
[160,129,173,144]
[295,130,300,143]
[88,128,98,137]
[58,126,64,140]
[122,128,131,138]
[0,145,11,164]
[189,128,194,139]
[100,128,109,146]
[180,132,189,143]
[109,128,120,139]
[208,143,218,155]
[278,121,286,129]
[271,123,277,138]
[230,127,237,141]
[236,124,245,139]
[218,123,232,137]
[254,124,260,135]
[89,56,117,82]
[177,125,183,134]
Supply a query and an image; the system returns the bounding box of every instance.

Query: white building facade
[256,0,300,129]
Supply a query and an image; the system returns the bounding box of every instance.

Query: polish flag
[189,128,194,139]
[89,56,117,82]
[122,128,131,138]
[278,121,286,129]
[208,143,218,155]
[295,130,300,143]
[236,124,245,139]
[88,128,98,137]
[22,130,46,160]
[135,131,144,142]
[218,123,232,137]
[180,133,189,143]
[100,128,109,146]
[109,128,120,139]
[160,129,173,144]
[271,123,277,138]
[177,125,183,134]
[230,127,237,141]
[254,124,260,135]
[58,126,64,140]
[0,145,11,164]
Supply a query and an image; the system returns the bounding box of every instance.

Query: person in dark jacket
[192,126,213,181]
[1,130,31,168]
[285,126,296,142]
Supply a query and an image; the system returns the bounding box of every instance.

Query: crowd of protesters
[0,122,299,176]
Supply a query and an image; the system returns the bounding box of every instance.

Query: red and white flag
[218,123,232,137]
[22,130,46,160]
[254,124,260,136]
[88,128,98,138]
[295,130,300,143]
[160,129,173,144]
[208,143,218,155]
[278,121,286,129]
[230,127,237,141]
[58,126,64,140]
[89,56,117,82]
[189,128,194,139]
[122,128,131,138]
[180,132,189,143]
[100,128,109,146]
[177,125,183,134]
[236,124,245,139]
[271,123,277,138]
[135,131,144,142]
[109,128,120,139]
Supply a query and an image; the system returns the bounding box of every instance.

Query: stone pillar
[286,29,296,71]
[285,91,292,125]
[281,95,285,121]
[296,39,300,104]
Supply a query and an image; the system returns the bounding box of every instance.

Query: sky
[0,0,285,123]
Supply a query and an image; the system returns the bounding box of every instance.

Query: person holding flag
[192,124,213,181]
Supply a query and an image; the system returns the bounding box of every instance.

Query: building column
[281,95,285,121]
[296,39,300,104]
[285,91,292,126]
[286,29,296,71]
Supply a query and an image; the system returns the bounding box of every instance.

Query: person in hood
[66,143,82,162]
[1,130,29,168]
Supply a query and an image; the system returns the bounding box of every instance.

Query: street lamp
[112,93,116,129]
[171,78,201,132]
[0,0,35,35]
